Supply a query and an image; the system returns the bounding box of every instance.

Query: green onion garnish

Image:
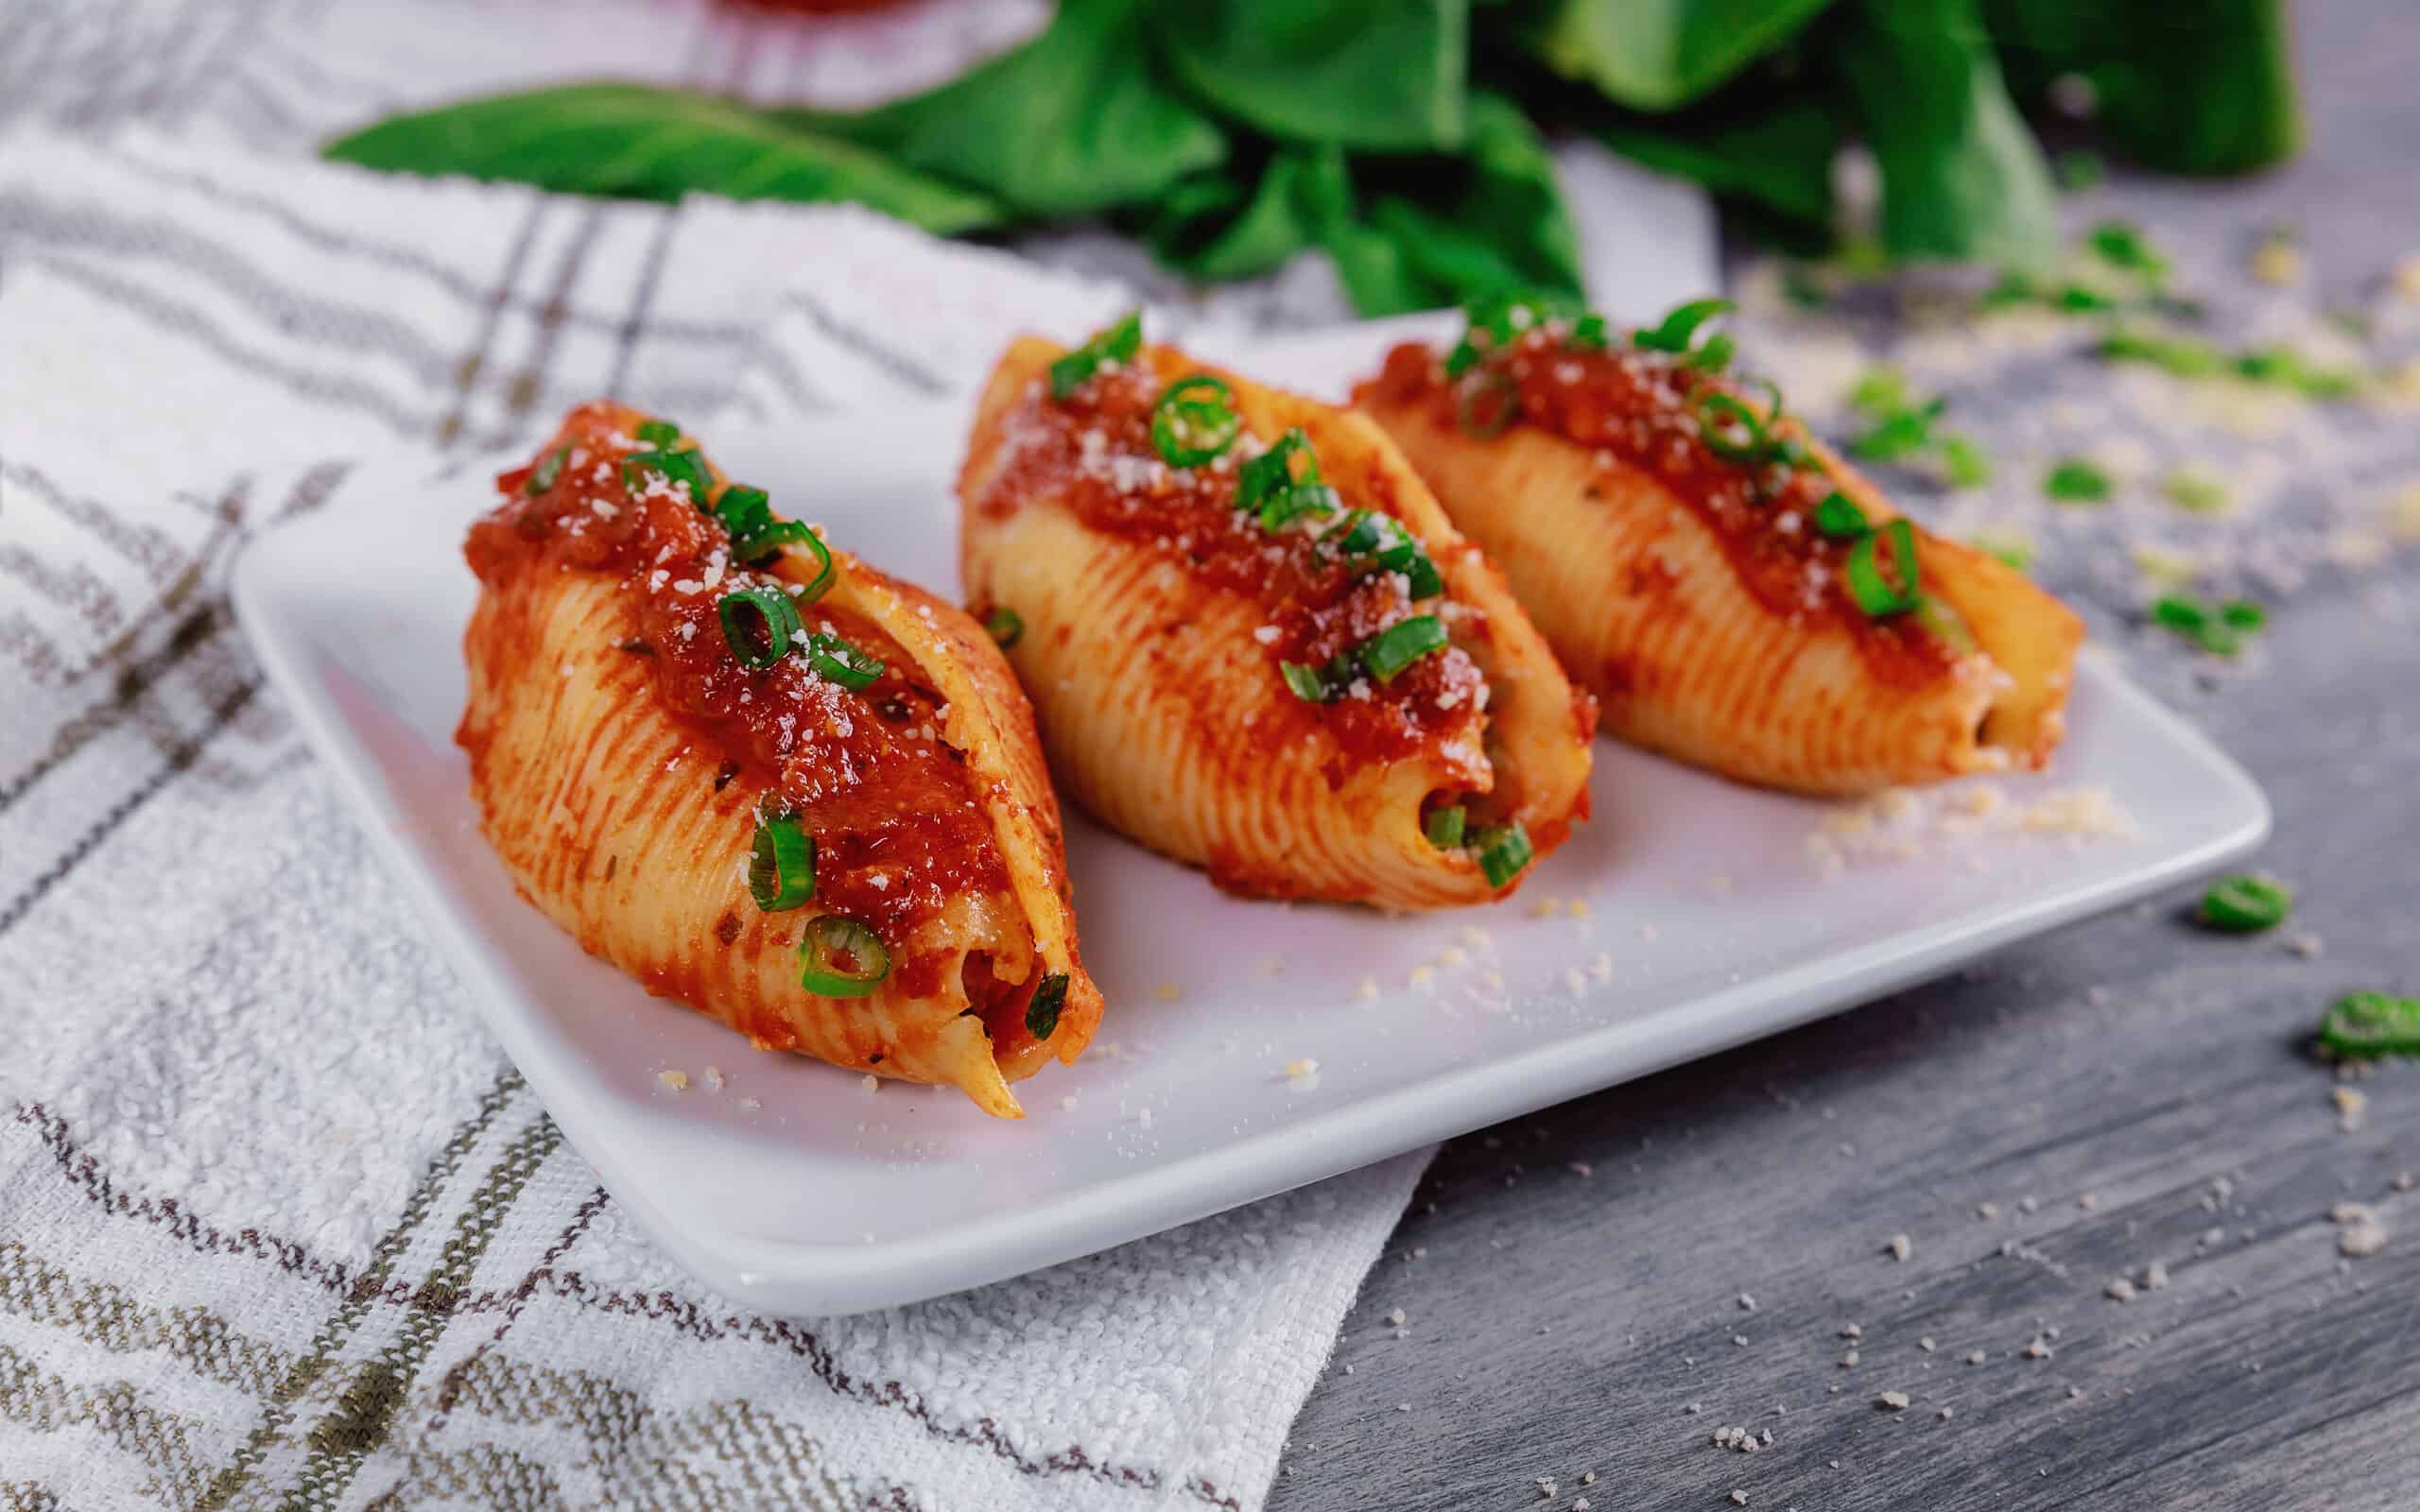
[2320,992,2420,1059]
[747,812,814,912]
[525,445,570,495]
[2086,219,2170,283]
[1850,397,1945,462]
[789,526,836,607]
[717,585,803,668]
[1568,313,1608,351]
[1446,290,1584,376]
[2151,594,2252,656]
[1475,823,1532,887]
[1692,390,1767,464]
[1280,661,1337,703]
[716,484,773,540]
[2044,458,2113,504]
[1025,972,1070,1040]
[1322,510,1443,600]
[804,631,884,692]
[1941,435,1992,488]
[636,419,682,447]
[799,915,890,997]
[985,606,1024,649]
[1236,429,1340,530]
[1425,805,1466,849]
[1049,310,1142,401]
[624,445,712,504]
[1812,491,1869,540]
[1848,367,1911,419]
[1843,519,1921,618]
[1149,374,1240,467]
[1238,429,1316,507]
[1633,298,1735,358]
[1455,369,1521,438]
[1357,615,1448,682]
[2197,874,2290,933]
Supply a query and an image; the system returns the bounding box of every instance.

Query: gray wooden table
[1271,8,2420,1509]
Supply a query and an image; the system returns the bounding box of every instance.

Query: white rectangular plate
[231,325,2269,1316]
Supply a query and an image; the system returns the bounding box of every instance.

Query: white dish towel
[0,127,1431,1512]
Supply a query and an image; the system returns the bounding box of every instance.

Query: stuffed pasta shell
[458,402,1099,1118]
[958,317,1596,908]
[1353,297,2083,797]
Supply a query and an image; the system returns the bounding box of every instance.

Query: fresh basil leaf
[1305,92,1583,318]
[1523,0,1837,112]
[791,0,1225,218]
[1835,0,2059,269]
[1144,150,1322,283]
[1159,0,1469,153]
[1595,94,1840,229]
[1983,0,2299,175]
[322,84,1004,234]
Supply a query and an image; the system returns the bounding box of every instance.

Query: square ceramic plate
[230,322,2269,1316]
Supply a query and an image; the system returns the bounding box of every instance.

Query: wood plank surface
[1272,5,2420,1504]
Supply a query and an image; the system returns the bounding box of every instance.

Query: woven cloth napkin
[0,123,1442,1512]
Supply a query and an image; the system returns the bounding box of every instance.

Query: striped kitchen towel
[0,126,1430,1512]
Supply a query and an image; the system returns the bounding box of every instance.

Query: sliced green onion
[1322,510,1443,600]
[1447,290,1582,376]
[1025,972,1070,1040]
[733,519,818,566]
[1633,298,1734,356]
[1259,483,1340,533]
[525,444,570,495]
[792,526,837,606]
[1685,332,1737,374]
[1475,823,1532,887]
[1848,367,1912,419]
[1280,661,1337,703]
[1692,390,1767,464]
[623,446,712,504]
[1425,805,1466,849]
[1456,369,1520,438]
[716,484,773,540]
[1049,310,1142,400]
[2320,992,2420,1059]
[748,813,814,912]
[2220,599,2266,630]
[2086,219,2169,282]
[717,585,803,668]
[1568,313,1609,351]
[984,606,1024,649]
[1941,435,1992,488]
[2163,470,2231,513]
[1812,491,1870,540]
[1843,519,1921,618]
[2151,594,2244,656]
[1150,374,1240,467]
[1850,398,1945,462]
[1237,429,1317,511]
[804,631,884,692]
[799,915,890,997]
[2044,458,2113,503]
[1357,615,1448,682]
[636,418,682,447]
[2198,874,2290,933]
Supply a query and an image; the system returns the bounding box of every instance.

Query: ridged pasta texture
[1356,351,2083,796]
[459,403,1099,1118]
[959,336,1596,909]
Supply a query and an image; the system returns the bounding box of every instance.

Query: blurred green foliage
[325,0,2300,316]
